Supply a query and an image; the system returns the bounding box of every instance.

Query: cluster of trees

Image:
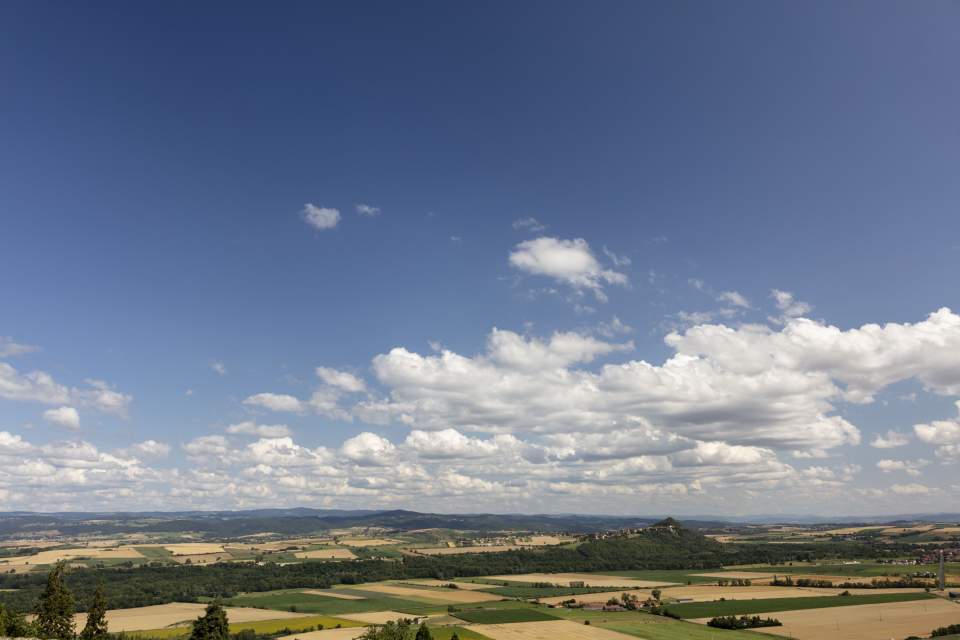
[356,621,446,640]
[771,576,931,589]
[1,563,109,640]
[707,615,783,629]
[716,578,751,586]
[931,623,960,637]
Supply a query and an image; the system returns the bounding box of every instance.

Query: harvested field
[295,549,357,560]
[69,603,309,632]
[0,546,145,566]
[406,580,498,591]
[484,573,675,588]
[282,630,367,640]
[302,590,366,600]
[515,536,568,546]
[465,620,634,639]
[414,545,521,555]
[694,597,960,640]
[338,538,401,547]
[535,584,901,606]
[339,610,420,624]
[666,592,934,619]
[820,526,885,535]
[160,543,226,555]
[351,584,500,603]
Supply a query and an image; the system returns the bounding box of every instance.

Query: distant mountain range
[1,508,959,537]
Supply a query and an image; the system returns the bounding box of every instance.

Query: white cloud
[226,421,292,438]
[0,362,71,404]
[242,393,304,413]
[509,237,627,301]
[302,204,340,230]
[770,289,813,321]
[602,246,632,267]
[183,435,230,461]
[718,291,750,308]
[512,216,547,232]
[877,459,928,477]
[355,203,381,217]
[486,329,632,371]
[341,432,396,466]
[80,379,132,415]
[0,337,39,357]
[890,483,938,496]
[130,440,171,458]
[210,361,227,375]
[316,367,366,393]
[596,316,633,338]
[871,429,911,448]
[43,406,80,430]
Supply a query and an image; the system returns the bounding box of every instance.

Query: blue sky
[1,1,959,514]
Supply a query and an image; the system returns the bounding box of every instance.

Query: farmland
[663,591,935,618]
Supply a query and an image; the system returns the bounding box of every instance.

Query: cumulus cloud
[770,289,813,322]
[210,361,227,375]
[877,458,928,477]
[302,204,340,230]
[43,406,80,430]
[242,393,303,413]
[509,237,627,301]
[316,367,366,393]
[890,483,938,496]
[0,364,130,415]
[0,337,39,357]
[871,429,911,448]
[718,291,750,308]
[226,421,292,438]
[130,440,171,458]
[602,246,632,267]
[355,203,381,217]
[341,432,396,466]
[596,316,633,338]
[512,216,547,232]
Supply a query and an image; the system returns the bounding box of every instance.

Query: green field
[550,608,783,639]
[134,547,175,560]
[483,585,622,598]
[663,591,935,618]
[453,608,560,623]
[221,588,445,616]
[737,562,960,577]
[126,614,364,639]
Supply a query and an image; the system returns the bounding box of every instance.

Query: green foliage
[36,562,76,640]
[189,602,229,640]
[357,620,413,640]
[663,591,934,618]
[79,584,109,640]
[933,624,960,637]
[707,615,782,629]
[0,602,35,637]
[414,623,433,640]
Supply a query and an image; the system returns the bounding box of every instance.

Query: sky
[1,1,960,516]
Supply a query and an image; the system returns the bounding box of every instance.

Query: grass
[125,614,364,639]
[737,561,960,578]
[135,547,175,560]
[663,591,935,618]
[590,570,717,585]
[423,628,492,640]
[550,608,785,640]
[221,588,445,616]
[452,608,560,623]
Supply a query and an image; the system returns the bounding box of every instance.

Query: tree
[35,562,75,640]
[357,620,412,640]
[415,623,433,640]
[0,603,34,638]
[450,634,460,640]
[79,584,108,640]
[189,602,229,640]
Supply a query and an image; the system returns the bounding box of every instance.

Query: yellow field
[535,584,908,606]
[295,549,357,560]
[465,620,634,639]
[413,545,522,555]
[337,538,401,547]
[171,552,233,564]
[515,536,570,546]
[63,603,309,632]
[484,573,675,588]
[693,597,960,640]
[339,610,422,624]
[162,543,226,555]
[820,526,886,535]
[880,525,937,535]
[0,546,145,566]
[302,589,366,600]
[281,629,367,640]
[351,584,501,603]
[406,580,497,591]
